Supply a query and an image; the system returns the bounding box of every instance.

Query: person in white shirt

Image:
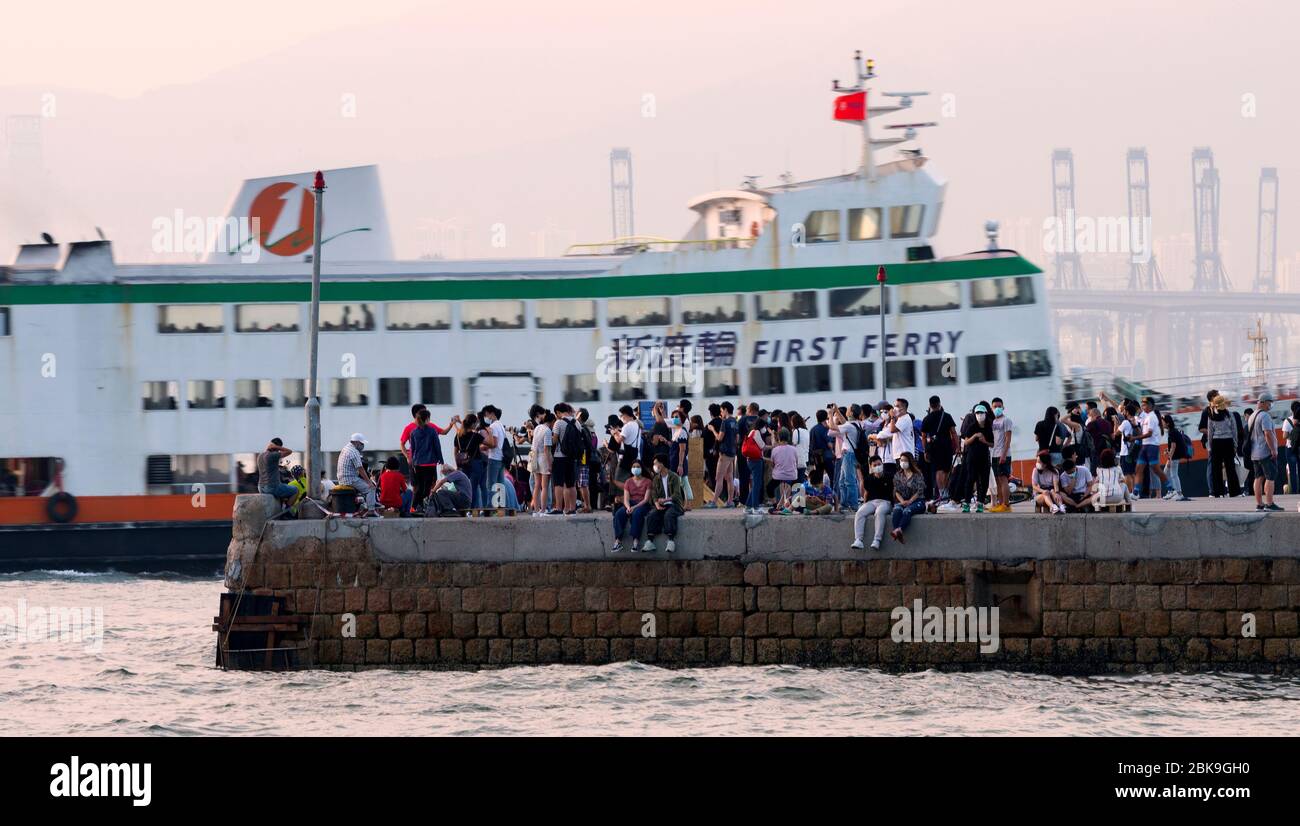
[888,398,915,469]
[790,413,811,483]
[479,405,508,501]
[1135,396,1168,498]
[615,405,643,485]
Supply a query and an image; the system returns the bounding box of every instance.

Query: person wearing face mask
[669,408,689,481]
[611,460,653,552]
[958,402,994,513]
[850,455,893,551]
[888,452,926,543]
[1032,450,1066,514]
[989,398,1014,512]
[642,458,685,553]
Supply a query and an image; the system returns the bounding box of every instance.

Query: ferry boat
[0,54,1059,542]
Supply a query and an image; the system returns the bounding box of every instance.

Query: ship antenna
[831,51,936,180]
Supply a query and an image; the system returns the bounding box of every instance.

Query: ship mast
[831,51,936,180]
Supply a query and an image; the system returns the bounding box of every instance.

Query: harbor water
[1,571,1298,737]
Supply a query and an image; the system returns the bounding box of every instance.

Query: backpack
[1171,427,1192,458]
[559,417,583,460]
[1289,417,1300,450]
[741,428,764,460]
[852,423,873,467]
[500,428,517,466]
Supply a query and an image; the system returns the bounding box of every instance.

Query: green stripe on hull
[0,256,1041,306]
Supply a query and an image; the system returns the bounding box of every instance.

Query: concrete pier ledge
[218,495,1300,673]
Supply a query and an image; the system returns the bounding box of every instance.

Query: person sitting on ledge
[1057,456,1097,513]
[256,437,297,507]
[611,460,652,553]
[429,463,473,515]
[378,456,413,516]
[1094,448,1130,508]
[799,468,837,515]
[642,457,685,554]
[851,455,892,551]
[888,451,926,545]
[337,433,378,512]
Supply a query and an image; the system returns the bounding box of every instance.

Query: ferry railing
[564,236,758,256]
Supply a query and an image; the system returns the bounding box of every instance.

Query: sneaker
[665,539,676,553]
[975,502,985,513]
[870,540,881,551]
[630,541,639,553]
[1257,504,1266,511]
[849,539,865,550]
[780,508,792,515]
[1265,503,1284,512]
[611,541,623,553]
[961,502,971,513]
[938,501,962,514]
[703,502,718,509]
[641,540,656,553]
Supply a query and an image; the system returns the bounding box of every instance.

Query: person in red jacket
[378,456,412,515]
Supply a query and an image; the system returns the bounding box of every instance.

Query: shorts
[552,456,576,487]
[929,450,955,473]
[533,450,552,475]
[1253,456,1277,480]
[1120,454,1137,476]
[1137,444,1160,465]
[992,457,1012,478]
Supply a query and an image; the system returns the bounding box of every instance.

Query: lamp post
[877,264,887,401]
[305,171,325,500]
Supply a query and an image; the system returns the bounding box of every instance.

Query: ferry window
[889,205,925,239]
[681,294,744,325]
[925,357,957,386]
[658,379,694,400]
[386,301,451,331]
[236,304,298,333]
[848,207,883,241]
[607,298,670,327]
[536,300,596,329]
[379,377,411,406]
[829,286,888,317]
[885,360,916,389]
[750,367,785,396]
[899,282,960,313]
[840,362,876,392]
[0,457,61,496]
[564,374,601,403]
[234,379,273,408]
[146,454,232,495]
[142,381,179,410]
[0,306,9,336]
[330,378,369,407]
[1008,349,1053,380]
[611,379,653,401]
[462,300,525,330]
[319,302,375,332]
[755,290,817,321]
[187,380,225,410]
[704,369,740,397]
[420,377,453,406]
[282,379,309,408]
[158,304,223,334]
[795,364,831,394]
[971,276,1035,308]
[802,210,840,243]
[967,354,999,384]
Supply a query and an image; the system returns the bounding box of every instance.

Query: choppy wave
[0,575,1297,736]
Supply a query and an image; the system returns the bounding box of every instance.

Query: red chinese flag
[833,91,866,121]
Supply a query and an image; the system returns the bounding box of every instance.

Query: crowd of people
[251,385,1297,552]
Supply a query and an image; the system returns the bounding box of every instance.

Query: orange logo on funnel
[248,182,315,256]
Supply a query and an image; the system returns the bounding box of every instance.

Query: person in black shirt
[850,455,893,551]
[455,414,487,508]
[920,395,957,501]
[703,403,720,492]
[958,402,994,512]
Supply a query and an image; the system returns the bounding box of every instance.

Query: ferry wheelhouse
[0,55,1058,521]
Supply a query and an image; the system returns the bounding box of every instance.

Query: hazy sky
[1,0,1296,287]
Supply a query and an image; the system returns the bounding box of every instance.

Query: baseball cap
[876,400,891,410]
[350,432,367,445]
[974,404,989,413]
[1258,393,1274,403]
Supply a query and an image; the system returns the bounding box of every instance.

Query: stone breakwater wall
[220,495,1300,673]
